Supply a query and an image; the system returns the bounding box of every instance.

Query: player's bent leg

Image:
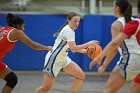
[0,68,17,93]
[63,61,85,93]
[3,72,17,93]
[34,73,55,93]
[103,69,126,93]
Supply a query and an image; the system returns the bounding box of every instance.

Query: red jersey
[122,18,140,45]
[0,26,17,58]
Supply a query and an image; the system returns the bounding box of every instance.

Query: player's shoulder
[63,25,71,30]
[112,20,122,28]
[62,25,73,33]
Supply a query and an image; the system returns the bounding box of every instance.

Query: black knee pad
[4,72,18,89]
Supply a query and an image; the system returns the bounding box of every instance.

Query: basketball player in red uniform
[0,13,52,93]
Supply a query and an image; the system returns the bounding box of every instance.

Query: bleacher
[0,0,137,15]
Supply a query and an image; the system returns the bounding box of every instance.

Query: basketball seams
[90,46,95,59]
[87,44,102,59]
[87,46,91,57]
[91,45,95,59]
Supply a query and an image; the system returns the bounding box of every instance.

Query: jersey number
[0,30,8,40]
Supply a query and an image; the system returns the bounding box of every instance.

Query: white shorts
[115,53,140,81]
[43,52,71,77]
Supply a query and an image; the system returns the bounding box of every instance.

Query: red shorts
[133,72,140,84]
[0,60,7,71]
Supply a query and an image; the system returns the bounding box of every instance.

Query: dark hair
[137,0,140,13]
[6,13,24,28]
[115,0,132,23]
[53,12,80,37]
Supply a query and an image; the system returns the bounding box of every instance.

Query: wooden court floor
[0,71,131,93]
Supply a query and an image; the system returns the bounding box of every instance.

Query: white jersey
[43,25,75,77]
[115,17,140,81]
[52,25,75,56]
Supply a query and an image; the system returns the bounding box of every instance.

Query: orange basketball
[87,44,102,59]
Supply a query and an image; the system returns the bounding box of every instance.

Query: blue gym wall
[0,13,120,71]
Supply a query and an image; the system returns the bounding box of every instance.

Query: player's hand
[89,57,102,70]
[47,46,53,52]
[98,65,106,74]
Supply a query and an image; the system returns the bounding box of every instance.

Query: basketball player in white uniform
[35,12,98,93]
[90,0,140,93]
[115,17,140,81]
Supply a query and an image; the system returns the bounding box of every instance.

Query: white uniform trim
[116,17,126,28]
[133,18,140,36]
[7,28,17,42]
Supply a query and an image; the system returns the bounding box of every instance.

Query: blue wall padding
[0,13,119,71]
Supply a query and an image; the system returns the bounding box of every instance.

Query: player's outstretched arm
[12,29,52,51]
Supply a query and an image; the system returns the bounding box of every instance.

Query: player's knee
[4,72,18,89]
[81,72,85,80]
[76,72,85,80]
